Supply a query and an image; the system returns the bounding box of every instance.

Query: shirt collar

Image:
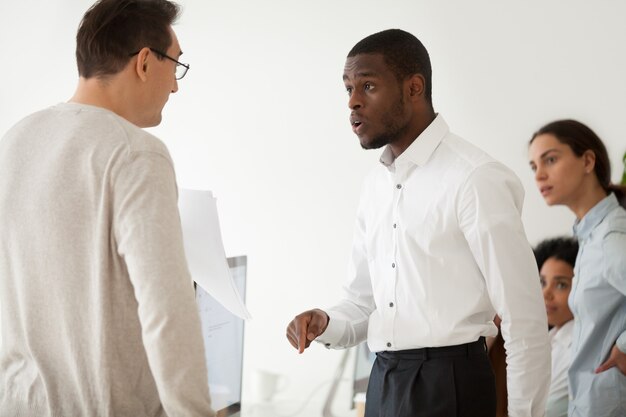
[572,193,619,240]
[549,320,573,347]
[379,114,449,169]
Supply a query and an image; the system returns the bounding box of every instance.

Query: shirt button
[391,263,395,268]
[389,302,394,307]
[387,342,392,348]
[396,184,402,189]
[393,223,397,228]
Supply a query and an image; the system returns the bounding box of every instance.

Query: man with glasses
[129,47,190,81]
[0,1,213,416]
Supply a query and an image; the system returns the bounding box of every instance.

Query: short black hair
[347,29,432,105]
[533,237,579,271]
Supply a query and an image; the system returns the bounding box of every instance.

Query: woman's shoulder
[597,202,626,236]
[598,209,626,282]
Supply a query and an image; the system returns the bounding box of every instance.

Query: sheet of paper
[178,188,251,320]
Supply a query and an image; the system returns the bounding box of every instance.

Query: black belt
[377,337,487,360]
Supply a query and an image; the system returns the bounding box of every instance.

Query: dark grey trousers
[365,338,496,417]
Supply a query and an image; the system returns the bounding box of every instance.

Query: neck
[553,318,573,331]
[389,107,436,158]
[567,181,608,220]
[70,76,140,126]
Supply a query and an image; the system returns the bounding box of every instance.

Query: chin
[359,135,389,150]
[542,195,562,207]
[543,198,556,206]
[144,115,163,128]
[548,314,572,328]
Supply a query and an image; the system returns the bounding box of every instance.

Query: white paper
[178,188,251,320]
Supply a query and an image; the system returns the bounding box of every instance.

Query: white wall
[2,0,625,411]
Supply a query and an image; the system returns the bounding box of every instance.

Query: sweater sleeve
[112,150,215,417]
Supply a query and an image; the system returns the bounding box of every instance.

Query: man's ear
[407,74,426,99]
[134,47,151,82]
[405,74,427,105]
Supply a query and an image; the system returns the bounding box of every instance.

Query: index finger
[286,321,299,350]
[295,314,310,354]
[595,358,615,374]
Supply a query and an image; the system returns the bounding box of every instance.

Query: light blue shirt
[568,193,626,417]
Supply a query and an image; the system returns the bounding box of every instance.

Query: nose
[348,91,362,110]
[542,285,553,301]
[171,78,178,94]
[534,164,546,182]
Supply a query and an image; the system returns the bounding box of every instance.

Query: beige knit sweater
[0,103,214,417]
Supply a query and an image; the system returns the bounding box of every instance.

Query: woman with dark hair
[488,237,579,417]
[528,119,626,417]
[534,237,578,417]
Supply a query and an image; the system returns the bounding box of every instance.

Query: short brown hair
[76,0,180,79]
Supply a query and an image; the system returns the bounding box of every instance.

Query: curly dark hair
[533,237,579,271]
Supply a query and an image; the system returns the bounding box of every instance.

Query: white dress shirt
[546,320,573,417]
[317,115,551,417]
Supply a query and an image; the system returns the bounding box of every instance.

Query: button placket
[391,179,401,275]
[385,173,404,351]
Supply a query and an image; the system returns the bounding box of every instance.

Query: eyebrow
[540,274,573,281]
[529,148,560,166]
[554,275,573,280]
[343,71,379,81]
[539,148,560,159]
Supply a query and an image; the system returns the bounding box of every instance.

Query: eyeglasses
[129,48,190,80]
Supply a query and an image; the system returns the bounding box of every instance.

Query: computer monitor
[195,255,247,417]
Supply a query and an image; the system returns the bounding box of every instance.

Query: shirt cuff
[315,311,347,349]
[617,331,626,354]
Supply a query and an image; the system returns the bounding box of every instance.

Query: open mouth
[350,116,363,133]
